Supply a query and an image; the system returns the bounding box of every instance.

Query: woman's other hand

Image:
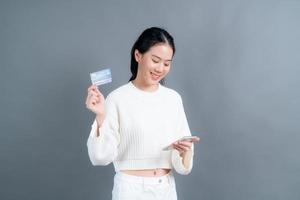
[172,137,200,157]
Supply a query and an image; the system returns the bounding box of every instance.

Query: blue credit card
[90,68,112,86]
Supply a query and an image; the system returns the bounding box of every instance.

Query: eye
[164,63,170,67]
[152,59,159,63]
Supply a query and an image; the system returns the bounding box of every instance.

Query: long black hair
[129,27,176,85]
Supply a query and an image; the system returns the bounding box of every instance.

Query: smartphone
[162,136,200,151]
[178,136,200,143]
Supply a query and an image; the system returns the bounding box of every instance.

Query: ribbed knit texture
[87,81,194,175]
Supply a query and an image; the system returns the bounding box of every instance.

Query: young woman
[85,27,200,200]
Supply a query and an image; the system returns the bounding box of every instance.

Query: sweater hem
[113,156,173,172]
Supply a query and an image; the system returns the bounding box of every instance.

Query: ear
[134,49,142,62]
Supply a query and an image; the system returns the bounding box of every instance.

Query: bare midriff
[121,168,171,177]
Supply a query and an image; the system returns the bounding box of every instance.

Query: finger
[87,85,93,92]
[173,144,186,152]
[86,99,94,108]
[86,93,93,104]
[86,93,93,105]
[178,141,192,148]
[87,85,97,92]
[90,90,100,97]
[94,87,102,95]
[91,99,97,105]
[173,145,183,153]
[179,145,190,152]
[86,96,98,105]
[95,96,100,103]
[90,96,100,104]
[87,91,100,101]
[177,145,191,152]
[91,85,100,93]
[88,85,100,95]
[176,143,191,151]
[89,87,102,98]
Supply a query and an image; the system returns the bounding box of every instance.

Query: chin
[149,78,161,85]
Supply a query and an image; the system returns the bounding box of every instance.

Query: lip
[150,72,161,80]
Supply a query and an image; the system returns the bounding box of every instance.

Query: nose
[154,63,164,73]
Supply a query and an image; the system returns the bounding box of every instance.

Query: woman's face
[134,43,173,86]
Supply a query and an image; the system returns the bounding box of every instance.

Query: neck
[132,78,159,92]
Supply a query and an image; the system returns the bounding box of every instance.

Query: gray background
[1,0,299,199]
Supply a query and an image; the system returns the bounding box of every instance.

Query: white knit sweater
[87,81,194,175]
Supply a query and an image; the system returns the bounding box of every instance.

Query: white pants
[112,171,177,200]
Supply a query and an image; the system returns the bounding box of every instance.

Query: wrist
[96,114,104,127]
[180,149,191,158]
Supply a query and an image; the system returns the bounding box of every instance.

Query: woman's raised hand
[85,85,105,117]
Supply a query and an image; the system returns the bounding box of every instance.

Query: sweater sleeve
[171,95,194,175]
[86,94,120,166]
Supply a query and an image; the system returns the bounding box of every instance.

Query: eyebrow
[152,55,172,62]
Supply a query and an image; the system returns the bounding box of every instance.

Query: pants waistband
[114,171,174,185]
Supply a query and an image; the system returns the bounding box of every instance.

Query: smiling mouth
[150,72,161,79]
